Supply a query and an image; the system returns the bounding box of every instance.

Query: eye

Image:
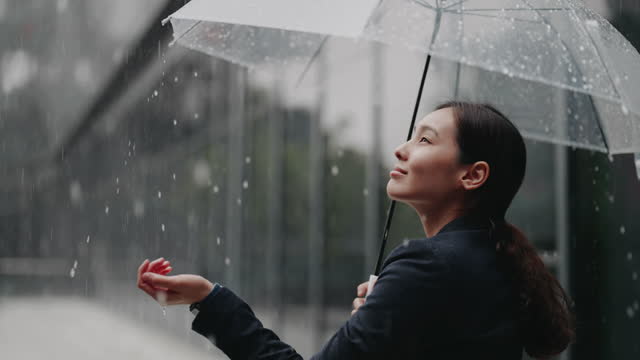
[419,137,432,144]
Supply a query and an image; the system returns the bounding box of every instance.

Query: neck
[413,203,466,238]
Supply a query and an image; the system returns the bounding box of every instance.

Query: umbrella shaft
[374,54,432,275]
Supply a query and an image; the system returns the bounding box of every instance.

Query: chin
[386,182,408,202]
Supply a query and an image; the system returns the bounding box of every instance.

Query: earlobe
[461,161,490,190]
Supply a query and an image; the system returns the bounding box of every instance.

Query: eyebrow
[413,124,439,137]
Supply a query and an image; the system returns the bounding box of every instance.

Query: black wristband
[189,283,221,316]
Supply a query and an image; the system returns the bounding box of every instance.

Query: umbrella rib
[576,22,629,152]
[456,7,570,12]
[442,10,545,24]
[520,0,610,151]
[413,0,437,10]
[167,20,202,47]
[294,35,329,88]
[443,0,472,10]
[568,6,627,109]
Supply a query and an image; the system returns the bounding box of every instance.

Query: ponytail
[437,101,578,358]
[496,223,577,359]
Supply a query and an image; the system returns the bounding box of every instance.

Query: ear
[460,161,490,191]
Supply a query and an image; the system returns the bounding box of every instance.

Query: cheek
[409,154,459,188]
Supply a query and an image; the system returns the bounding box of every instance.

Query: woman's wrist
[190,282,221,315]
[197,279,215,303]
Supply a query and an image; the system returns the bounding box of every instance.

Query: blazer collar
[435,212,493,236]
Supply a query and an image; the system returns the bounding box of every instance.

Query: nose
[394,142,408,161]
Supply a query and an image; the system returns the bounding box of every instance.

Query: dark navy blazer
[191,214,524,359]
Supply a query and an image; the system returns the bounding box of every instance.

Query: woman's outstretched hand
[137,258,214,305]
[351,280,369,316]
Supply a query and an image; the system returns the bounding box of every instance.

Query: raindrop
[105,206,110,214]
[174,76,179,82]
[213,185,219,193]
[69,181,83,205]
[161,224,165,232]
[579,45,585,51]
[608,194,615,203]
[194,113,199,119]
[158,191,162,199]
[86,235,90,244]
[217,237,221,246]
[193,160,211,187]
[594,205,599,212]
[621,104,629,115]
[73,260,78,268]
[225,257,231,266]
[245,156,251,164]
[172,173,176,180]
[571,76,577,83]
[633,272,638,280]
[620,226,626,235]
[70,268,76,278]
[337,149,344,158]
[585,19,599,27]
[193,71,198,77]
[242,180,249,189]
[594,166,599,172]
[403,239,410,247]
[157,291,168,306]
[608,154,614,162]
[237,198,242,205]
[133,200,145,217]
[363,188,369,196]
[627,252,633,261]
[627,306,635,318]
[153,90,158,97]
[331,165,340,176]
[634,301,639,311]
[173,119,178,126]
[116,188,120,195]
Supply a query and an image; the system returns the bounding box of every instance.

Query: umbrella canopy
[162,0,379,70]
[164,0,640,155]
[365,0,640,156]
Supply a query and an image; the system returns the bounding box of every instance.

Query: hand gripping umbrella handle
[365,274,378,297]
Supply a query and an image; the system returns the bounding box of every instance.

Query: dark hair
[435,101,576,359]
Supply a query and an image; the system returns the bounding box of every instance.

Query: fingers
[147,258,167,273]
[351,297,365,316]
[137,259,157,298]
[139,279,157,298]
[356,281,369,297]
[150,261,171,274]
[142,272,176,290]
[137,259,149,287]
[352,297,365,312]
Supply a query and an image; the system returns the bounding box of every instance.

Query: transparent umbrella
[162,0,380,83]
[163,0,640,283]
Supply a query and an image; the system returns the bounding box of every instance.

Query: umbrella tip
[161,16,171,26]
[635,153,640,181]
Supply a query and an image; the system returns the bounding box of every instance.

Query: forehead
[417,107,456,135]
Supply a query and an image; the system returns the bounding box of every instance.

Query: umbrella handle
[365,274,378,298]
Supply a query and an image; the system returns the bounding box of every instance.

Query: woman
[137,101,576,359]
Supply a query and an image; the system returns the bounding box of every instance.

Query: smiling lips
[390,166,408,177]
